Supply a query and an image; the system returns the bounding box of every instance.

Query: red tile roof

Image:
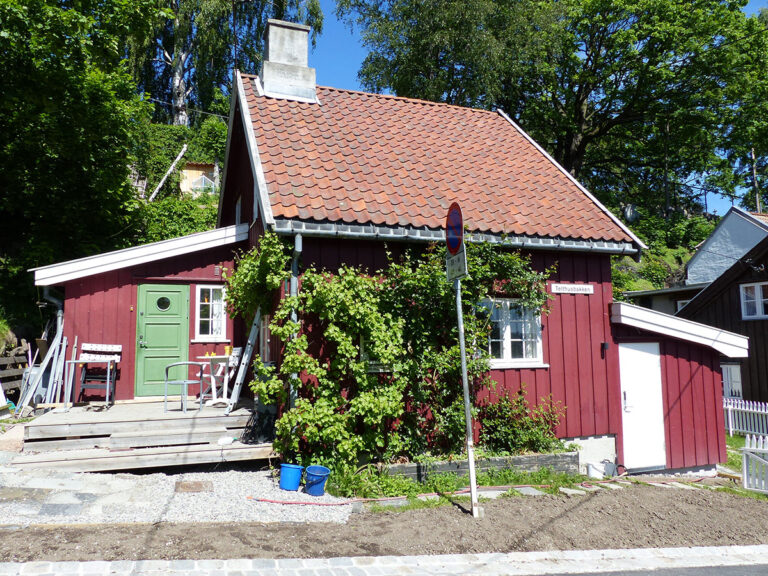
[242,74,635,244]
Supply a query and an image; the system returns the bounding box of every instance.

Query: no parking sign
[445,202,467,280]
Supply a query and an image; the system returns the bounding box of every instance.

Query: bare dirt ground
[2,482,768,562]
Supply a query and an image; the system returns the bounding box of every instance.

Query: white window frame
[721,363,743,399]
[482,298,546,369]
[193,284,228,342]
[740,281,768,319]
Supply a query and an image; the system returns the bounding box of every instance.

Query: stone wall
[384,452,579,482]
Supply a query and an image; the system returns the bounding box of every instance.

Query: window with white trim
[481,299,543,368]
[196,285,226,341]
[740,282,768,319]
[721,363,743,398]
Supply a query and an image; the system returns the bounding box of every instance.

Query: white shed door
[619,342,667,471]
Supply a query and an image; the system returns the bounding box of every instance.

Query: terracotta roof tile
[243,75,634,244]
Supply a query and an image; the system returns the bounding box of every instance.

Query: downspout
[42,286,64,340]
[42,286,63,311]
[289,234,302,408]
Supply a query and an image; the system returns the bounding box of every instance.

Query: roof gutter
[273,218,638,256]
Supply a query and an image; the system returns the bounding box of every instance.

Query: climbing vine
[225,233,556,467]
[222,231,291,319]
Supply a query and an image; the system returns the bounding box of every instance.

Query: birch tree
[131,0,322,125]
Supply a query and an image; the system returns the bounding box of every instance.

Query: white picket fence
[723,397,768,437]
[742,435,768,494]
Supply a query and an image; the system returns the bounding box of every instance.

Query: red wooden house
[31,19,748,473]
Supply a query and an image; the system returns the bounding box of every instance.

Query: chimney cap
[264,18,311,36]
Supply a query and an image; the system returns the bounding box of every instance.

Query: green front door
[135,284,189,396]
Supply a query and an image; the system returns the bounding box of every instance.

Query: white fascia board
[236,71,275,227]
[496,110,647,252]
[216,73,241,228]
[610,301,749,358]
[32,224,249,287]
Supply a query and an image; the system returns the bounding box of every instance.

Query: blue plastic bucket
[304,465,331,496]
[279,463,303,491]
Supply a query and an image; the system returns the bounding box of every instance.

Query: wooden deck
[13,401,273,472]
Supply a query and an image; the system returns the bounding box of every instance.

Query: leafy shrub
[133,193,218,244]
[478,385,564,454]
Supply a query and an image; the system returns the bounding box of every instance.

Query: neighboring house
[30,19,748,474]
[180,162,217,196]
[678,235,768,402]
[627,207,768,313]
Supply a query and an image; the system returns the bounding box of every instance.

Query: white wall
[687,211,768,284]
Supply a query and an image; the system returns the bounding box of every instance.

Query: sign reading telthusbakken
[550,283,594,295]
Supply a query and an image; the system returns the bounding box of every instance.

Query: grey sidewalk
[2,545,768,575]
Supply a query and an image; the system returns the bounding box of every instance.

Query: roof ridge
[315,85,498,114]
[239,71,495,114]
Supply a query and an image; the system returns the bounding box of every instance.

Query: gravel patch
[0,467,351,526]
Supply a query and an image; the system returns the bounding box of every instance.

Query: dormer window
[740,282,768,319]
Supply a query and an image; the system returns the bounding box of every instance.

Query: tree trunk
[172,55,188,126]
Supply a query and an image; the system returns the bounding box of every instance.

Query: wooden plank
[23,437,111,453]
[109,426,230,449]
[2,379,22,391]
[11,442,272,473]
[0,357,27,366]
[24,414,250,440]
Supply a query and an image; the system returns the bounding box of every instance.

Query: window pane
[745,300,757,317]
[199,319,211,336]
[490,339,503,359]
[510,341,524,359]
[200,287,211,304]
[524,339,537,359]
[199,303,210,320]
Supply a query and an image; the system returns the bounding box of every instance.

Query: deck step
[10,441,273,472]
[109,426,231,449]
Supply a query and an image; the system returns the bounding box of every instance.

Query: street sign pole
[445,202,481,519]
[454,277,481,519]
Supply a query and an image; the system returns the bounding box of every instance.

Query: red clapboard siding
[659,339,725,468]
[480,251,617,441]
[62,245,241,401]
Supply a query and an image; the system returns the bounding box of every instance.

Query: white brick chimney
[260,19,317,102]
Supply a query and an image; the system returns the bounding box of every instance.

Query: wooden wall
[680,263,768,402]
[612,325,726,469]
[296,237,621,444]
[62,245,242,401]
[477,251,620,442]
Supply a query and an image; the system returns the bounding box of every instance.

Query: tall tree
[129,0,323,125]
[338,0,768,237]
[0,0,155,326]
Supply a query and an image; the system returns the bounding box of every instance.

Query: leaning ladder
[225,308,261,416]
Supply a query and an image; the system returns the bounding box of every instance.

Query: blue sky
[309,0,768,215]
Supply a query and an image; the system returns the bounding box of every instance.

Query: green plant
[224,236,555,469]
[478,385,565,454]
[223,231,291,320]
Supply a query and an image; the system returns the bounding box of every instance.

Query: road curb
[1,545,768,574]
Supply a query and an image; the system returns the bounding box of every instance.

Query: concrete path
[1,545,767,575]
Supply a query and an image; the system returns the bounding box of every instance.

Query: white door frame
[618,342,667,471]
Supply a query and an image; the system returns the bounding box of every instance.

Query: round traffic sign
[446,202,463,255]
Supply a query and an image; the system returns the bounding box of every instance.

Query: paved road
[2,546,768,575]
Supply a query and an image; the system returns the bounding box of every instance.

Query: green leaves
[0,0,155,325]
[223,231,291,320]
[231,236,554,469]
